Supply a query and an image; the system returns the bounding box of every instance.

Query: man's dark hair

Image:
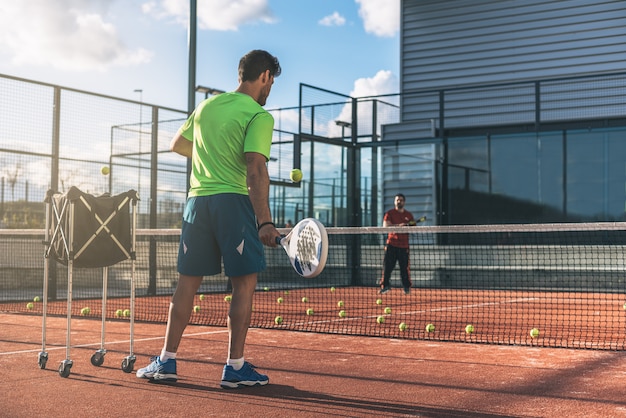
[239,50,281,82]
[395,193,406,200]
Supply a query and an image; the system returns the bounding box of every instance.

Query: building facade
[383,0,626,224]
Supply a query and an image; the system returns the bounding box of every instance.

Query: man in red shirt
[379,193,415,295]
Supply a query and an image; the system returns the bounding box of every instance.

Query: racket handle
[275,236,284,245]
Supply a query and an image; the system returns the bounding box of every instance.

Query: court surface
[2,313,626,417]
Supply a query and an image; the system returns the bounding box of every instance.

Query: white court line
[0,329,229,356]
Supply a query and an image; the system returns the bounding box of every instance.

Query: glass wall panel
[567,129,626,221]
[446,127,626,224]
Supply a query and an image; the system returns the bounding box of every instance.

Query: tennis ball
[306,308,314,315]
[465,324,474,334]
[384,307,392,314]
[115,309,123,318]
[193,305,200,313]
[338,310,346,318]
[399,322,407,331]
[263,287,269,291]
[530,328,540,338]
[623,302,626,310]
[274,316,283,325]
[123,309,131,317]
[290,168,303,183]
[337,300,344,307]
[33,296,41,302]
[425,323,435,333]
[376,315,385,324]
[330,287,336,292]
[224,295,232,302]
[81,307,90,316]
[302,297,309,303]
[101,166,110,175]
[284,290,290,295]
[26,302,34,310]
[277,297,284,304]
[199,294,205,301]
[376,299,382,305]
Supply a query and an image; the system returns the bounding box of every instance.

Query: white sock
[227,357,244,371]
[160,350,176,362]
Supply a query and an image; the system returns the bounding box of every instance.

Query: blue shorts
[177,194,266,277]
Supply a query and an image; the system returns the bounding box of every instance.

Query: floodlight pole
[133,89,143,199]
[186,0,197,192]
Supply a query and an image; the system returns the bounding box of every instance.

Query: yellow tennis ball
[330,287,336,292]
[199,294,205,301]
[425,323,435,332]
[399,322,407,331]
[337,300,344,307]
[290,168,303,182]
[26,302,34,310]
[376,315,385,324]
[306,308,314,315]
[123,309,131,317]
[376,299,382,305]
[101,166,110,175]
[81,307,90,316]
[274,316,283,325]
[623,302,626,310]
[115,309,123,318]
[465,324,474,334]
[263,287,269,291]
[530,328,540,338]
[193,305,200,313]
[224,295,232,302]
[33,296,41,302]
[338,310,346,318]
[302,297,309,303]
[384,307,392,314]
[277,297,284,304]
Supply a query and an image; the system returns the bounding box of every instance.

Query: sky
[0,0,400,111]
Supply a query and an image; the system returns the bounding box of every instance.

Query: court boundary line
[0,328,229,356]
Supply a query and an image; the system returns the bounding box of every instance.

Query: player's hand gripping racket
[408,216,427,226]
[275,218,328,278]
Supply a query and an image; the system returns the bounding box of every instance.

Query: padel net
[2,222,626,350]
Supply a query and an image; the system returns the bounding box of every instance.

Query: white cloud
[144,0,276,31]
[318,12,346,27]
[0,0,152,71]
[355,0,399,37]
[329,70,399,137]
[350,70,398,97]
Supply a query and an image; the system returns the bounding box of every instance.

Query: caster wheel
[38,352,48,369]
[91,351,105,367]
[58,360,73,378]
[121,356,136,373]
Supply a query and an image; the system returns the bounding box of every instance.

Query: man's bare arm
[170,132,193,158]
[246,152,280,246]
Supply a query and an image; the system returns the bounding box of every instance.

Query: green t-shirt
[178,92,274,197]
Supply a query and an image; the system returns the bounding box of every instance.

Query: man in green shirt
[137,50,282,389]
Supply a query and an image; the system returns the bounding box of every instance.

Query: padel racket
[408,216,426,226]
[276,218,328,278]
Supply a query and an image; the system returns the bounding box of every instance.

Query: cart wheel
[121,356,136,373]
[58,360,72,378]
[38,352,48,369]
[91,351,105,367]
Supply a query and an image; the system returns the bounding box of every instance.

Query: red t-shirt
[383,209,414,248]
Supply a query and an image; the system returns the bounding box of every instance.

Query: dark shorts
[177,194,266,277]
